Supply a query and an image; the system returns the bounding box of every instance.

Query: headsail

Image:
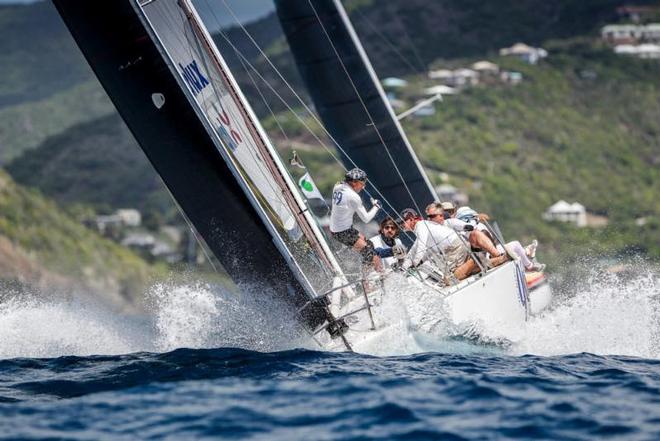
[53,0,343,306]
[137,0,344,293]
[275,0,437,216]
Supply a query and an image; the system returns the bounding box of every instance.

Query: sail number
[333,191,343,205]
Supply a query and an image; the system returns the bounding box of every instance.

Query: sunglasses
[427,213,443,218]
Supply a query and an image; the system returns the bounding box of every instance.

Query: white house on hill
[543,200,587,227]
[471,60,500,75]
[499,43,548,64]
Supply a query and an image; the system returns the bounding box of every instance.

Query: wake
[0,259,658,359]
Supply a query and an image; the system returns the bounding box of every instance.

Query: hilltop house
[643,24,660,42]
[543,200,587,227]
[422,85,458,96]
[427,68,478,88]
[381,77,408,88]
[602,24,644,44]
[471,61,500,75]
[614,43,660,58]
[499,43,548,64]
[428,69,453,81]
[500,71,523,85]
[116,209,141,227]
[602,24,660,45]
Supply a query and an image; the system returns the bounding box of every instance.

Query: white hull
[315,261,553,353]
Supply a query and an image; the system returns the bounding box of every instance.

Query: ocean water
[1,263,659,440]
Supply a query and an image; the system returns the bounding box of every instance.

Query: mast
[275,0,437,217]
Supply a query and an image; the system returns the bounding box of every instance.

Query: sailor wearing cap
[398,208,472,277]
[329,168,382,269]
[427,202,505,261]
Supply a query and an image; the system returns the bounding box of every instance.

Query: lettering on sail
[179,60,209,96]
[210,102,243,152]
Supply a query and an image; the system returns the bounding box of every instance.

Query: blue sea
[1,264,659,440]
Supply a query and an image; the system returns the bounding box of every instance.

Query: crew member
[400,208,484,280]
[368,217,406,269]
[330,168,382,270]
[427,202,509,268]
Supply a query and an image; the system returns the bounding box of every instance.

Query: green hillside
[0,1,93,108]
[407,41,660,261]
[346,0,659,75]
[1,0,658,277]
[0,80,113,164]
[0,169,165,305]
[268,39,660,262]
[6,114,176,224]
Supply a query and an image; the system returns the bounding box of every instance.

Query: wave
[0,259,658,360]
[0,279,309,360]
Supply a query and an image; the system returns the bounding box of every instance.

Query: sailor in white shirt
[431,202,508,267]
[399,208,478,280]
[329,168,382,269]
[368,217,406,269]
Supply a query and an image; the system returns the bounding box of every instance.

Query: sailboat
[53,0,549,352]
[274,0,552,326]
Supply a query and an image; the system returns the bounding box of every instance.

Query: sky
[195,0,275,30]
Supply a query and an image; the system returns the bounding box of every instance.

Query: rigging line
[212,0,352,169]
[211,30,417,244]
[178,4,301,227]
[235,39,290,145]
[307,0,424,216]
[385,2,427,74]
[235,49,335,216]
[202,1,416,245]
[352,7,422,76]
[182,3,341,273]
[235,47,331,226]
[211,1,409,229]
[213,32,414,240]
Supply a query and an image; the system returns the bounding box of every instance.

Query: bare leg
[454,258,478,280]
[506,240,532,268]
[469,230,501,257]
[354,235,382,272]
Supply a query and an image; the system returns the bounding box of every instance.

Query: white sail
[142,0,297,235]
[137,0,345,295]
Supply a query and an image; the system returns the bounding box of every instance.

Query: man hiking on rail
[330,168,382,271]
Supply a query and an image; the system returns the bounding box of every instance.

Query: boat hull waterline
[316,262,552,353]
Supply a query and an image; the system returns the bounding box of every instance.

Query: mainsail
[275,0,437,216]
[53,0,343,308]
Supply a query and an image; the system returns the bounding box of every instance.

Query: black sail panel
[52,0,308,301]
[275,0,436,216]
